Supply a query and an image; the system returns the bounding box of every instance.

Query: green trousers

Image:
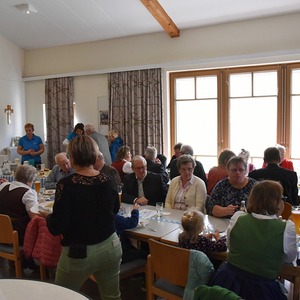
[55,233,122,300]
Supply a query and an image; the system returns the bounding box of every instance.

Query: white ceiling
[0,0,300,50]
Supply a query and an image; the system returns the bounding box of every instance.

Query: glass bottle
[240,200,246,212]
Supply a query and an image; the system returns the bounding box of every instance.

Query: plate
[31,200,54,214]
[43,189,55,195]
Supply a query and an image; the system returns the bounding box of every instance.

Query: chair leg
[293,276,300,300]
[40,264,46,281]
[15,259,22,278]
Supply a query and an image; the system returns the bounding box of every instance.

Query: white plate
[31,200,54,214]
[43,189,55,195]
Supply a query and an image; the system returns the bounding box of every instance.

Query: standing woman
[17,123,44,166]
[47,135,122,299]
[108,129,123,163]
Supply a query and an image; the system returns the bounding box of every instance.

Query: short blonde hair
[179,211,204,244]
[108,130,119,140]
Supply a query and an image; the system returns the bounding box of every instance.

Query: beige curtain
[45,77,74,168]
[108,68,163,156]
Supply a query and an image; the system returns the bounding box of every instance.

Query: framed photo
[100,110,109,125]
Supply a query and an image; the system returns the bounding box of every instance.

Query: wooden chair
[147,238,190,300]
[281,202,292,220]
[0,214,23,278]
[279,264,300,300]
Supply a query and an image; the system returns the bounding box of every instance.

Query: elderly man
[84,123,112,165]
[144,146,169,184]
[94,151,121,187]
[169,144,207,187]
[249,147,299,205]
[45,152,74,189]
[121,155,168,206]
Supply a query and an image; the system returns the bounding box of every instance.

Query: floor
[0,258,146,300]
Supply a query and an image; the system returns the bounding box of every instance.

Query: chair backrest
[281,202,292,220]
[0,214,15,243]
[148,238,190,287]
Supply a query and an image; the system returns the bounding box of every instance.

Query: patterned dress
[206,177,257,216]
[179,235,227,252]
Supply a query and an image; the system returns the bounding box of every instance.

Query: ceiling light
[14,3,37,14]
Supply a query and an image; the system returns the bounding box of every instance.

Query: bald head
[55,152,71,173]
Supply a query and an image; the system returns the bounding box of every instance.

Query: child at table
[114,203,148,263]
[179,210,227,252]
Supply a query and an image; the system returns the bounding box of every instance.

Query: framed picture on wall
[100,110,109,125]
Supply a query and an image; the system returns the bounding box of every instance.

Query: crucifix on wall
[4,105,14,125]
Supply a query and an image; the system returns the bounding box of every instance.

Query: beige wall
[24,13,300,78]
[0,34,25,152]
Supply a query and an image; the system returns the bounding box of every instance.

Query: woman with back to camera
[47,135,122,299]
[210,180,297,299]
[206,156,257,218]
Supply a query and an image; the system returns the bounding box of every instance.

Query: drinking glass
[292,207,300,236]
[156,202,164,219]
[34,180,41,194]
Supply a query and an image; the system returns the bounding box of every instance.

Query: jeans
[55,233,122,300]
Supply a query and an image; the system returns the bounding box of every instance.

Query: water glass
[156,202,164,219]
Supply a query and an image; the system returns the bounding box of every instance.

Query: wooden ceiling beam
[140,0,180,38]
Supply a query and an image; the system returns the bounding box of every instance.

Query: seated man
[169,144,207,187]
[45,152,74,189]
[144,146,169,184]
[94,151,122,187]
[121,155,168,206]
[249,147,299,205]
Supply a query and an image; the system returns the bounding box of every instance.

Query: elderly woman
[0,165,38,244]
[47,135,122,298]
[111,145,133,183]
[206,156,257,218]
[17,123,44,166]
[165,154,207,212]
[211,180,297,300]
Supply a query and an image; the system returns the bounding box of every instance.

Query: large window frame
[169,62,300,174]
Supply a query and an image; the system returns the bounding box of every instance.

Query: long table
[123,203,230,250]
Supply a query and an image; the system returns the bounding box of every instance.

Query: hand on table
[135,197,148,205]
[226,205,238,216]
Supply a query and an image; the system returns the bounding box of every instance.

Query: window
[170,63,300,175]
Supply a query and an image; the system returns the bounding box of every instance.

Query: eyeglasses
[133,166,146,171]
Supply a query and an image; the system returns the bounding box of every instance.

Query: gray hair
[177,154,195,170]
[180,144,194,156]
[144,146,157,161]
[132,155,147,168]
[55,152,68,163]
[97,151,104,161]
[84,123,95,132]
[15,165,38,184]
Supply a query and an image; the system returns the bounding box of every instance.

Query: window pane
[196,76,217,99]
[229,73,251,97]
[290,95,300,158]
[176,99,217,157]
[229,97,277,160]
[291,69,300,94]
[175,78,195,100]
[253,71,277,96]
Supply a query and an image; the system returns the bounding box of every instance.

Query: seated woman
[210,180,297,300]
[111,145,133,183]
[179,210,227,253]
[206,156,257,218]
[165,154,207,212]
[0,164,38,245]
[207,149,235,195]
[238,148,255,175]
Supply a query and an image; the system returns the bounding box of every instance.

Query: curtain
[45,77,74,168]
[108,68,163,156]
